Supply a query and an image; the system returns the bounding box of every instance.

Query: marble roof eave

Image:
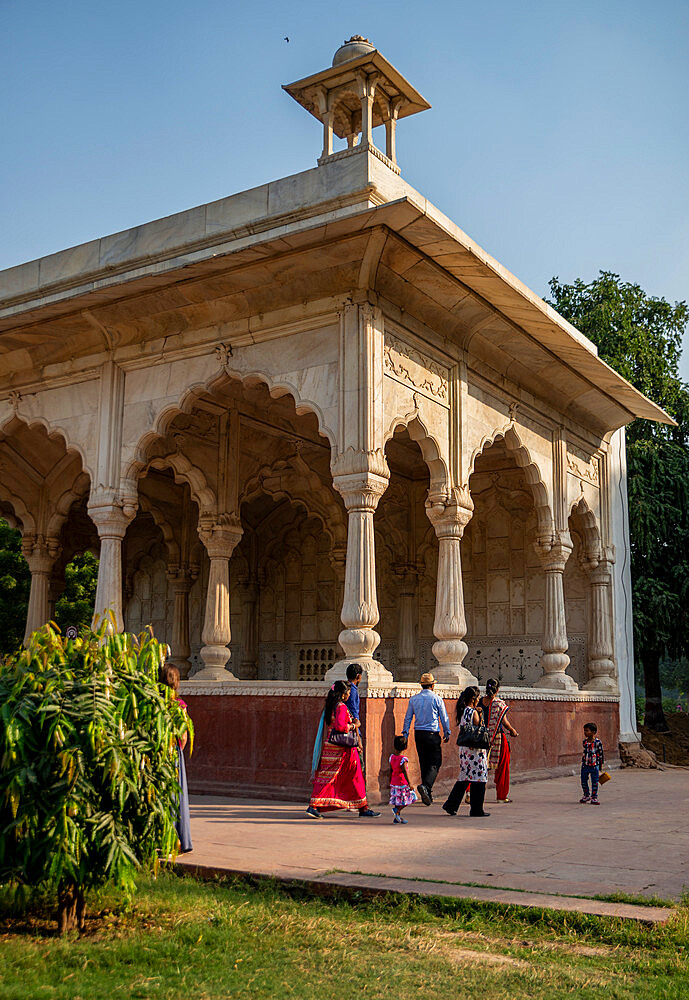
[0,175,671,430]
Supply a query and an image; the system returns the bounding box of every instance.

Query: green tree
[54,551,99,634]
[0,519,30,657]
[548,272,689,731]
[0,621,192,934]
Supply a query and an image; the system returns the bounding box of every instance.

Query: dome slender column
[534,533,578,691]
[22,535,61,642]
[583,551,617,692]
[426,488,477,686]
[167,566,194,678]
[325,451,393,689]
[194,520,243,682]
[88,494,137,633]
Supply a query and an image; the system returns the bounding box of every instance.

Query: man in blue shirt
[402,672,451,805]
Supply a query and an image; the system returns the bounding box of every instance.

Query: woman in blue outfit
[159,664,193,853]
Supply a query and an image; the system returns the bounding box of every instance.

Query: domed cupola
[283,38,430,171]
[332,35,376,66]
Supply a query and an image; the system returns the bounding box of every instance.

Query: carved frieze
[567,445,599,486]
[383,333,449,405]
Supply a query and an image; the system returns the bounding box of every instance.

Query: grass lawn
[1,871,688,999]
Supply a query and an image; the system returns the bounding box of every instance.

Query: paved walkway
[178,767,689,922]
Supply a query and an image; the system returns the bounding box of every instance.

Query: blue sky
[2,0,688,375]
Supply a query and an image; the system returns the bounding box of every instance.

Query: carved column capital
[394,563,420,594]
[22,534,62,574]
[197,517,243,559]
[426,487,474,539]
[88,492,137,539]
[534,531,572,572]
[167,564,194,593]
[332,447,389,482]
[584,545,616,586]
[332,450,389,511]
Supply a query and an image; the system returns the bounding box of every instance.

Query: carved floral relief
[383,333,449,404]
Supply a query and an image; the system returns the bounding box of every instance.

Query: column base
[582,675,618,693]
[193,644,239,682]
[189,667,239,682]
[324,657,394,691]
[395,659,418,682]
[533,671,579,691]
[432,664,478,687]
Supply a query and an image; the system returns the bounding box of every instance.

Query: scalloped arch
[137,494,181,567]
[468,423,554,536]
[46,472,91,537]
[0,483,35,534]
[123,366,336,488]
[0,413,93,482]
[568,496,602,562]
[133,453,216,517]
[241,458,346,549]
[384,411,450,495]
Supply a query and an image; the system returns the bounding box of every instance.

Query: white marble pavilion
[0,38,667,794]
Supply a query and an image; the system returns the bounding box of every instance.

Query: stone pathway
[177,767,689,923]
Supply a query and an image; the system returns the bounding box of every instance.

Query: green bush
[0,619,192,934]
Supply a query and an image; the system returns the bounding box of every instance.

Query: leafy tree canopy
[549,271,689,443]
[548,272,689,730]
[0,520,30,657]
[54,551,99,635]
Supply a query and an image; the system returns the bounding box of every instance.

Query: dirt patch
[444,947,526,967]
[641,712,689,766]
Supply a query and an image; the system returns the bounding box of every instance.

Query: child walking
[580,722,605,805]
[389,735,417,823]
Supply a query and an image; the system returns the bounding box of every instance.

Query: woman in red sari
[307,680,379,819]
[481,678,519,803]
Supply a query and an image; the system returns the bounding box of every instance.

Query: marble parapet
[179,679,619,702]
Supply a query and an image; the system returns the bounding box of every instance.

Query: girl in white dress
[442,686,490,818]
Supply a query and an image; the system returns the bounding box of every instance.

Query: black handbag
[328,730,358,748]
[456,723,491,750]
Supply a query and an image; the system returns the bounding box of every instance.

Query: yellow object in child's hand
[599,770,611,784]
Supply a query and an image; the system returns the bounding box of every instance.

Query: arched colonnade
[1,353,616,696]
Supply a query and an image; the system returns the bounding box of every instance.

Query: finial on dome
[332,36,376,66]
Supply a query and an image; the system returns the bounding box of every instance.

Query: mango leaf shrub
[0,619,193,934]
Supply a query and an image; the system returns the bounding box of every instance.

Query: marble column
[326,457,393,688]
[89,501,135,632]
[167,566,193,678]
[239,578,259,679]
[426,489,478,686]
[395,566,418,681]
[194,520,243,681]
[534,533,578,691]
[22,535,61,642]
[583,552,617,692]
[48,573,66,624]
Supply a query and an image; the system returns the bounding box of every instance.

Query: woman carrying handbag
[442,686,491,818]
[306,680,380,819]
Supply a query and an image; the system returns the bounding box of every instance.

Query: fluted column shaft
[395,567,418,681]
[239,579,259,679]
[167,567,193,678]
[534,533,577,691]
[195,521,243,681]
[325,452,393,688]
[22,535,61,642]
[338,474,386,656]
[426,489,477,686]
[89,500,135,632]
[584,555,617,691]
